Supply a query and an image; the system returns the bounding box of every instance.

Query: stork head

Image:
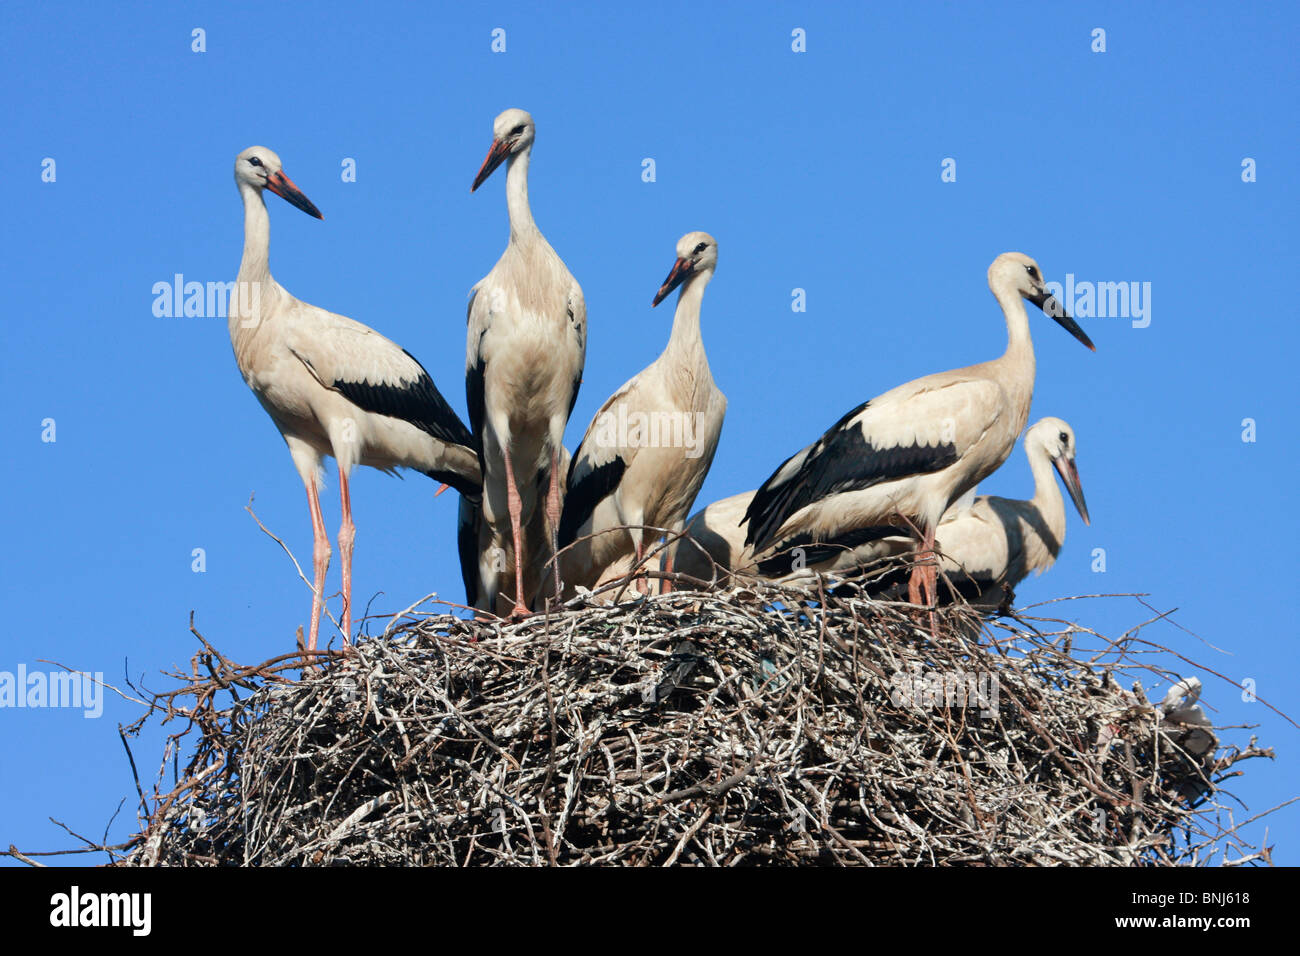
[989,252,1094,351]
[653,231,718,307]
[234,146,323,219]
[1028,417,1090,525]
[472,108,536,191]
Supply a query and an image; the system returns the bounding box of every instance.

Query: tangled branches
[98,580,1275,867]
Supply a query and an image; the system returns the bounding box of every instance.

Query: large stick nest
[118,581,1272,866]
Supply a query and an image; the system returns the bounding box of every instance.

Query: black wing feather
[743,400,959,551]
[566,373,582,423]
[317,350,479,496]
[564,303,584,422]
[558,456,627,550]
[457,496,481,608]
[465,349,487,457]
[865,564,999,607]
[331,348,473,450]
[754,524,909,577]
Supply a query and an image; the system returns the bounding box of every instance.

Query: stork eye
[510,124,526,136]
[1026,264,1039,278]
[1059,431,1069,444]
[248,156,263,168]
[693,242,707,254]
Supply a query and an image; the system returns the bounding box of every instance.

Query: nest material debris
[111,581,1274,866]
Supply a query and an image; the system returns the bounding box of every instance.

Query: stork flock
[226,108,1096,652]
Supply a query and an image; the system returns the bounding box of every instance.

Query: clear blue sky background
[2,1,1296,865]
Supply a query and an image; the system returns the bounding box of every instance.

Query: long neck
[991,282,1035,432]
[992,283,1034,365]
[237,182,273,283]
[665,269,712,363]
[505,148,538,240]
[1026,441,1066,556]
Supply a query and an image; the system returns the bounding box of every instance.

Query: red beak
[652,257,693,307]
[265,170,323,219]
[472,139,513,192]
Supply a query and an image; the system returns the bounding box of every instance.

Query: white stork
[741,252,1095,608]
[467,109,585,617]
[557,232,727,597]
[228,146,479,652]
[682,418,1090,604]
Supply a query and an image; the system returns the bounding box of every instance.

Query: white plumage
[557,232,727,597]
[677,418,1089,606]
[741,252,1095,608]
[228,146,479,651]
[465,109,586,616]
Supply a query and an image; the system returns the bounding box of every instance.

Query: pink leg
[635,538,648,595]
[907,564,924,605]
[305,479,331,653]
[662,549,674,595]
[338,466,355,645]
[920,522,941,634]
[548,445,563,604]
[908,524,939,638]
[502,448,529,618]
[907,525,936,608]
[924,529,938,610]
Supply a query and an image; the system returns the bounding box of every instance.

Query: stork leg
[925,545,939,611]
[632,529,649,595]
[305,479,331,654]
[907,550,925,606]
[338,465,356,645]
[905,524,940,638]
[502,447,529,618]
[907,525,937,608]
[662,549,675,595]
[922,524,937,609]
[547,444,563,606]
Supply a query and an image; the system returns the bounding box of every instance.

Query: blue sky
[1,1,1296,864]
